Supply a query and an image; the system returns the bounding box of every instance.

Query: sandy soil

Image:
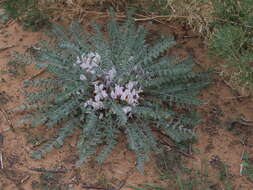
[0,19,253,190]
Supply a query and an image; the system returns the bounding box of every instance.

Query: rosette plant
[17,12,210,170]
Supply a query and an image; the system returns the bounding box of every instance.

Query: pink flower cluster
[76,52,101,77]
[76,52,142,116]
[84,82,107,110]
[110,81,142,106]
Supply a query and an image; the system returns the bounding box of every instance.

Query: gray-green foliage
[16,12,210,171]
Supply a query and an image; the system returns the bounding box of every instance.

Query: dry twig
[20,175,30,184]
[0,133,3,169]
[27,167,67,173]
[27,68,47,80]
[82,185,116,190]
[116,167,134,190]
[240,116,253,123]
[0,45,16,52]
[153,129,195,159]
[224,95,251,100]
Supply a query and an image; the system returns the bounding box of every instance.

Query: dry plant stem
[0,151,3,169]
[116,167,134,190]
[224,95,251,100]
[240,151,245,164]
[20,175,30,184]
[134,14,190,21]
[240,142,246,176]
[160,141,195,159]
[0,133,4,169]
[82,185,115,190]
[0,45,16,52]
[27,167,67,173]
[237,121,253,127]
[153,129,195,158]
[240,163,243,176]
[222,79,241,97]
[28,68,47,80]
[0,20,15,30]
[240,116,253,123]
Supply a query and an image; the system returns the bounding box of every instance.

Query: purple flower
[123,106,132,114]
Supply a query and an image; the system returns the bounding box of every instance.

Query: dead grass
[160,0,214,38]
[36,0,214,37]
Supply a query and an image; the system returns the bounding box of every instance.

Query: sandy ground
[0,19,253,190]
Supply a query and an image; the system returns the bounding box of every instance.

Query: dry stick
[0,45,16,52]
[134,14,189,22]
[222,79,241,97]
[240,116,253,123]
[224,95,251,100]
[233,120,253,127]
[240,141,246,176]
[82,186,111,190]
[0,152,3,169]
[27,68,47,80]
[116,167,134,190]
[154,129,195,159]
[240,163,244,176]
[0,19,15,30]
[0,133,3,169]
[160,141,195,159]
[20,175,31,184]
[27,167,67,173]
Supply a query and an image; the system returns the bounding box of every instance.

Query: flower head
[77,52,142,119]
[123,106,132,114]
[106,67,117,81]
[77,52,101,74]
